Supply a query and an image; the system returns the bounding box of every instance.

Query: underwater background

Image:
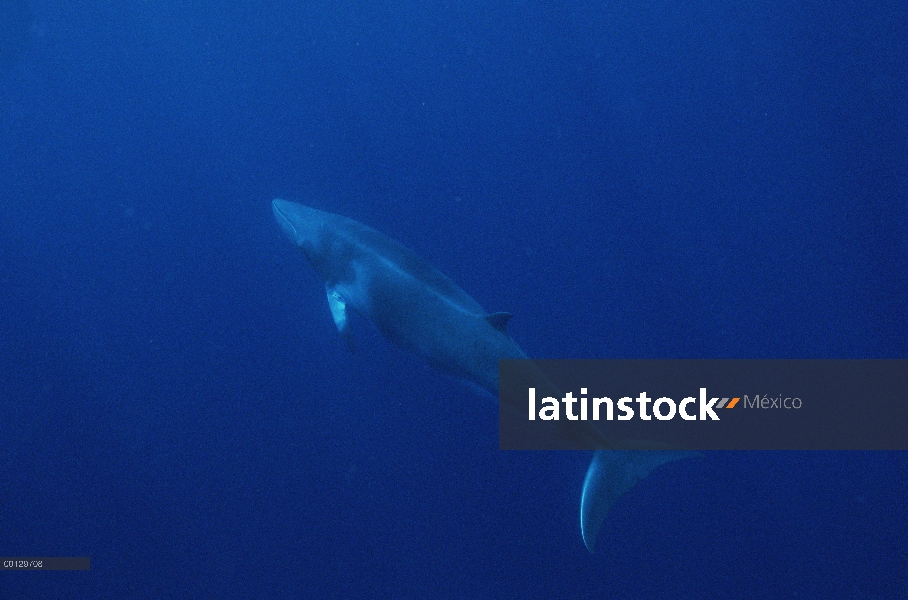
[1,0,906,597]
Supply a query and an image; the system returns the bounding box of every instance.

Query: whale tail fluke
[580,449,699,552]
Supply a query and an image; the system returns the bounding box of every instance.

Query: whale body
[272,198,689,551]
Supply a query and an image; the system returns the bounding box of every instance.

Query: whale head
[271,198,330,254]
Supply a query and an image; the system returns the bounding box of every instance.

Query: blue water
[1,0,906,597]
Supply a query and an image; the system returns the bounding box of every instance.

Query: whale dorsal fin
[485,312,513,332]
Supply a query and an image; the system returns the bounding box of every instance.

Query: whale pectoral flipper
[580,449,698,553]
[326,285,355,352]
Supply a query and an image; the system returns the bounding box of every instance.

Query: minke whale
[272,198,690,552]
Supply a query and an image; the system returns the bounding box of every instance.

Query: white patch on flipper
[326,285,348,334]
